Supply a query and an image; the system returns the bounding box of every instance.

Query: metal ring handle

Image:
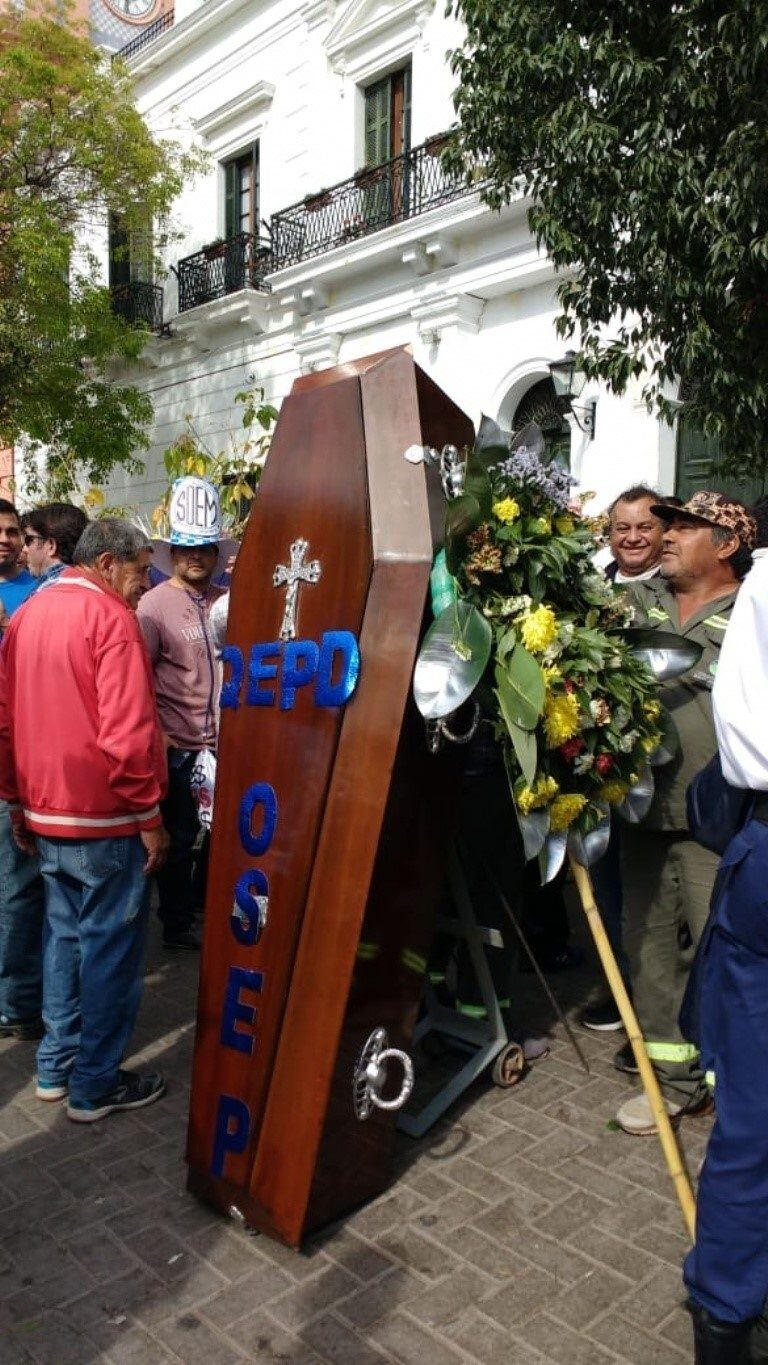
[366,1048,415,1112]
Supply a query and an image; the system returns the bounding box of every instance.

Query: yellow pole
[568,854,696,1242]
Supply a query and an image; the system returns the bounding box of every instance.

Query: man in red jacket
[0,519,170,1122]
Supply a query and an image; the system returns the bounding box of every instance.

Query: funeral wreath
[412,421,697,877]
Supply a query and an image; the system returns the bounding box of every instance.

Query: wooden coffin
[186,347,473,1245]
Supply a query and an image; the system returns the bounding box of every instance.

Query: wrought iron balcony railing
[113,9,174,64]
[111,281,164,332]
[176,233,272,314]
[269,133,472,270]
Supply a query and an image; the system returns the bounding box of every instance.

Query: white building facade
[106,0,690,517]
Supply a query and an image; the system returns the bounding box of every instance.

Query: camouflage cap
[651,491,757,550]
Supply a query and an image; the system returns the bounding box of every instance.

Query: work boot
[689,1301,752,1363]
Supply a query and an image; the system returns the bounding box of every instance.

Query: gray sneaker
[67,1070,165,1124]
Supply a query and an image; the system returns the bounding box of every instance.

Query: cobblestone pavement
[0,917,707,1364]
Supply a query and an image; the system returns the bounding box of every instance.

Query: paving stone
[376,1227,460,1281]
[434,1226,530,1282]
[14,1311,101,1365]
[300,1312,391,1363]
[321,1231,397,1284]
[533,1189,613,1242]
[338,1267,424,1329]
[515,1311,618,1363]
[226,1308,323,1362]
[88,1321,180,1363]
[411,1188,490,1236]
[406,1267,493,1329]
[656,1305,696,1354]
[201,1263,295,1328]
[155,1311,246,1362]
[443,1306,548,1364]
[564,1223,663,1283]
[588,1311,688,1361]
[594,1187,673,1238]
[546,1266,632,1329]
[481,1266,563,1328]
[621,1265,689,1331]
[266,1264,359,1331]
[368,1311,466,1364]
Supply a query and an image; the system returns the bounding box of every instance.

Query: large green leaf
[506,716,538,786]
[463,454,493,518]
[495,650,545,732]
[445,492,481,574]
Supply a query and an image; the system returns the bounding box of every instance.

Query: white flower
[574,753,595,774]
[618,729,639,753]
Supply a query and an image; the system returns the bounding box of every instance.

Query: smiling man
[615,492,756,1136]
[606,485,672,583]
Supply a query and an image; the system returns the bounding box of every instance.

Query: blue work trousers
[36,835,151,1103]
[0,799,44,1021]
[684,817,768,1323]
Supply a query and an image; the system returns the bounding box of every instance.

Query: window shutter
[130,220,153,284]
[224,159,238,239]
[364,77,391,167]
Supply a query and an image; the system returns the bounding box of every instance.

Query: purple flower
[495,448,576,510]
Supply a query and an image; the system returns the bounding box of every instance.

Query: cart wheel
[491,1042,525,1088]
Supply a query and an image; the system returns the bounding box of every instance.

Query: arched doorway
[513,377,571,466]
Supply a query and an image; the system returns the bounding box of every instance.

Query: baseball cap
[650,491,757,550]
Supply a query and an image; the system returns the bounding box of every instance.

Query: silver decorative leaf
[647,709,680,768]
[626,629,703,682]
[538,831,567,884]
[616,764,655,824]
[567,803,611,867]
[515,806,550,862]
[413,600,492,720]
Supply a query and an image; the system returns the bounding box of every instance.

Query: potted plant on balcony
[303,187,331,212]
[202,236,226,261]
[424,132,451,158]
[353,165,379,191]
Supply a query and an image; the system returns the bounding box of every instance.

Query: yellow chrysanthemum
[549,794,587,832]
[598,780,630,805]
[641,731,663,753]
[543,690,581,747]
[643,699,662,723]
[521,604,558,655]
[542,665,562,687]
[492,497,521,524]
[517,775,559,814]
[529,515,552,536]
[554,513,575,535]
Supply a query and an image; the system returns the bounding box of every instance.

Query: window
[108,214,153,287]
[513,379,571,467]
[224,145,260,240]
[363,65,411,168]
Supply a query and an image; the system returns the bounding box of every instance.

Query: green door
[676,419,767,504]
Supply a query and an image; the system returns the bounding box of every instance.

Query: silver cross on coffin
[272,538,322,641]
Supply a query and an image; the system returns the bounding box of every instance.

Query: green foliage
[0,5,205,495]
[152,387,278,538]
[447,1,768,475]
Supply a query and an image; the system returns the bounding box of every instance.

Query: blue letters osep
[211,629,361,1179]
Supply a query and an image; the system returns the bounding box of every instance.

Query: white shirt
[614,563,661,585]
[713,553,768,789]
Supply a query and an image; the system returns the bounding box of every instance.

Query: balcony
[111,281,164,332]
[176,233,272,314]
[113,9,174,64]
[269,133,473,271]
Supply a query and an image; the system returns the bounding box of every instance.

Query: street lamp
[549,351,597,440]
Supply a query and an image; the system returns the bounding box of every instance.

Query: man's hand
[141,825,170,875]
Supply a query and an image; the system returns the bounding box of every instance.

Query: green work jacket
[629,578,738,832]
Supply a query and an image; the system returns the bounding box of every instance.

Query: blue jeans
[36,835,151,1103]
[0,799,44,1020]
